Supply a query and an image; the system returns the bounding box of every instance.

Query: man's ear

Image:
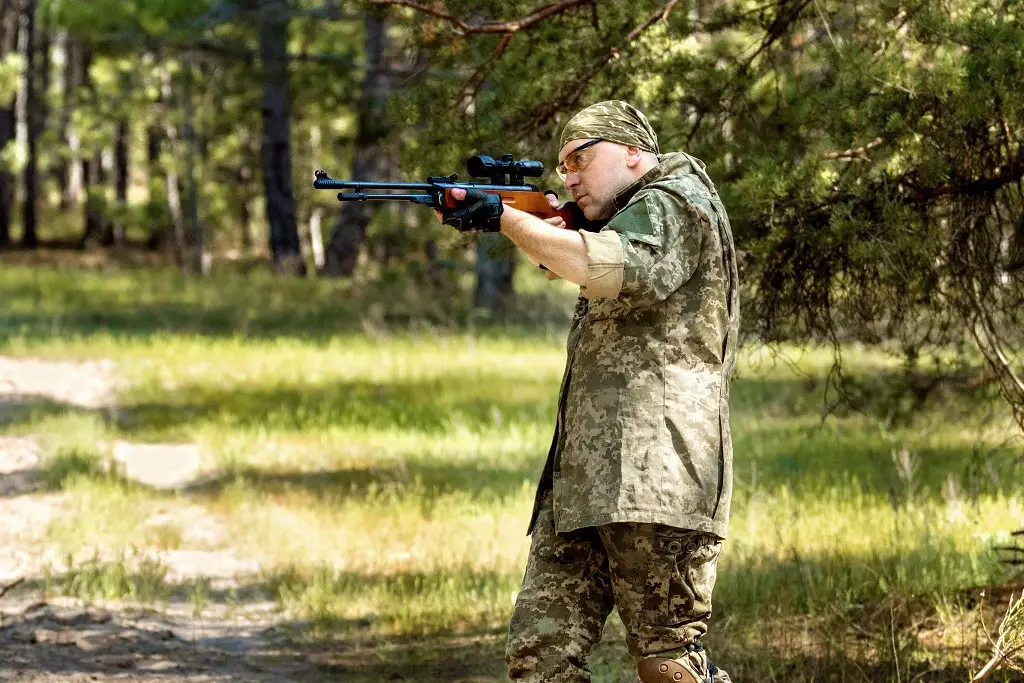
[624,145,643,168]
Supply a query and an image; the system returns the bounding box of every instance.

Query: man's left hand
[440,188,503,233]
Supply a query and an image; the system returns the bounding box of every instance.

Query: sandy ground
[0,356,333,682]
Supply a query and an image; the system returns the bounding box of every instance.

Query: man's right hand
[543,191,566,229]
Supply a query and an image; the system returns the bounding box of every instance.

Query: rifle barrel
[314,175,538,193]
[315,179,435,191]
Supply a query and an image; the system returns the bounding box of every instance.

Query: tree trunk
[108,118,128,245]
[256,0,304,275]
[78,43,110,247]
[147,123,162,172]
[181,59,206,275]
[60,33,82,208]
[38,8,48,115]
[474,234,517,313]
[161,66,185,263]
[1010,216,1024,272]
[308,125,325,268]
[0,0,19,248]
[322,6,389,276]
[82,150,108,246]
[239,172,252,254]
[144,70,167,250]
[20,0,37,248]
[237,130,255,255]
[36,0,48,176]
[109,62,129,248]
[425,240,442,287]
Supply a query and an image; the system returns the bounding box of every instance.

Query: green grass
[2,260,1022,682]
[44,548,171,604]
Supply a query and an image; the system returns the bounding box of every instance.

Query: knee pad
[636,656,706,683]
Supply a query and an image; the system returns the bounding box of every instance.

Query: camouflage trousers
[506,494,730,683]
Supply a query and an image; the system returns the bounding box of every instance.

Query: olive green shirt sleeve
[580,188,705,307]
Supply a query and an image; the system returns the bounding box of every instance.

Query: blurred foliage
[0,0,1016,421]
[377,0,1024,426]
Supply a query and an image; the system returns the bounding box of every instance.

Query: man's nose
[563,171,580,190]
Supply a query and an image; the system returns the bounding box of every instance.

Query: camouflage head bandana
[559,101,660,155]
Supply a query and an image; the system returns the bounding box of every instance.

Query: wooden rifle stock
[441,188,603,233]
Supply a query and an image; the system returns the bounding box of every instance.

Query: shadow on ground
[118,374,556,436]
[0,414,542,504]
[0,600,342,682]
[182,459,541,504]
[0,262,577,345]
[4,373,1020,504]
[11,562,1022,682]
[2,596,1015,683]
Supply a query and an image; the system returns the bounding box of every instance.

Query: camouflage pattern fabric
[527,152,740,539]
[559,100,660,154]
[507,493,731,683]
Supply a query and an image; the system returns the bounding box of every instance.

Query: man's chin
[580,201,611,221]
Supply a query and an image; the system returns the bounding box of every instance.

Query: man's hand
[440,187,503,233]
[542,191,566,229]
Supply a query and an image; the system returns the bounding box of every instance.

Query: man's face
[557,139,636,221]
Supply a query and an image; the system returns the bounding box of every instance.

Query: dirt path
[0,600,324,682]
[0,356,332,682]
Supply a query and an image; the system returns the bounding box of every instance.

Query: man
[442,101,739,683]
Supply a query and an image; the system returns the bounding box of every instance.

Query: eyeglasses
[556,138,603,181]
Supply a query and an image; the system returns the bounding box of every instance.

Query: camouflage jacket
[529,152,740,539]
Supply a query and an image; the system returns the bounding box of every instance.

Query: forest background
[0,0,1023,681]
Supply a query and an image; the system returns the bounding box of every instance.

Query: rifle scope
[467,153,544,185]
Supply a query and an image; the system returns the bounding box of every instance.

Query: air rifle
[313,153,604,233]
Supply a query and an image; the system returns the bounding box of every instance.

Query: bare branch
[740,0,815,74]
[456,32,515,105]
[915,144,1024,202]
[685,109,707,146]
[91,31,463,79]
[0,577,24,600]
[516,0,681,133]
[659,0,680,23]
[367,0,592,35]
[824,137,884,160]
